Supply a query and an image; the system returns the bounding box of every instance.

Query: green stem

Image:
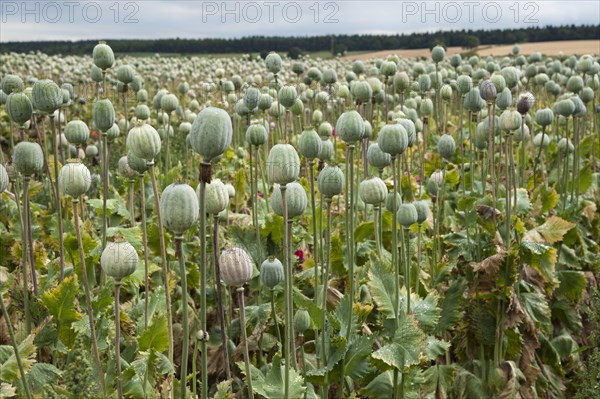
[115,282,123,399]
[321,197,333,399]
[271,291,282,343]
[177,238,189,399]
[23,177,37,295]
[0,291,33,399]
[129,179,135,227]
[13,180,31,334]
[213,214,231,380]
[102,132,109,251]
[198,162,210,399]
[73,199,106,396]
[237,287,254,399]
[140,174,149,329]
[50,117,66,279]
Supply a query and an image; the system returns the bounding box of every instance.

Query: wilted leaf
[0,334,37,381]
[535,216,575,244]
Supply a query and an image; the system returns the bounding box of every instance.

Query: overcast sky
[1,0,599,42]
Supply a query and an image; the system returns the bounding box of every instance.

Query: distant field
[343,40,600,60]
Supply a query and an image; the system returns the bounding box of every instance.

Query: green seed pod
[490,74,506,93]
[385,192,402,213]
[116,65,135,84]
[85,145,99,157]
[31,79,62,114]
[101,239,138,281]
[106,123,120,140]
[317,164,344,197]
[431,45,445,63]
[336,110,365,143]
[312,109,323,126]
[64,120,90,145]
[255,94,271,111]
[243,86,261,110]
[298,128,322,159]
[337,84,350,99]
[570,95,586,117]
[6,92,33,125]
[450,53,462,68]
[323,69,338,84]
[317,139,334,161]
[1,74,24,93]
[160,93,179,113]
[456,75,472,95]
[292,62,305,75]
[413,200,430,224]
[517,92,535,114]
[418,74,431,92]
[203,179,230,215]
[378,122,408,156]
[290,98,304,116]
[554,99,575,117]
[397,118,416,147]
[118,156,136,180]
[397,203,418,228]
[352,80,373,104]
[377,61,395,80]
[512,123,530,142]
[440,84,453,101]
[93,98,115,132]
[307,67,322,81]
[359,176,387,205]
[499,109,521,131]
[495,88,512,110]
[464,88,483,112]
[134,104,151,120]
[59,159,91,197]
[152,89,167,111]
[393,71,410,92]
[318,122,333,138]
[13,141,43,176]
[558,138,575,154]
[91,65,104,83]
[260,256,284,289]
[535,108,554,127]
[581,87,594,103]
[566,75,583,93]
[93,41,115,70]
[126,151,147,174]
[265,52,283,74]
[220,247,254,287]
[0,164,8,193]
[271,182,307,218]
[160,183,199,235]
[420,98,433,116]
[277,85,297,109]
[352,61,365,75]
[438,134,456,160]
[294,309,311,334]
[127,122,161,161]
[367,142,391,169]
[190,107,233,162]
[267,144,300,185]
[533,132,550,148]
[246,123,268,146]
[501,67,519,88]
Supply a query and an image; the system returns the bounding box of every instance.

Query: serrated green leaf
[0,334,36,382]
[367,258,396,319]
[372,313,425,370]
[239,354,306,399]
[401,292,440,334]
[213,379,234,399]
[515,188,532,215]
[138,315,169,352]
[436,278,467,334]
[555,270,586,302]
[26,363,62,394]
[536,216,575,244]
[358,370,394,399]
[41,275,82,347]
[424,336,450,360]
[344,336,374,380]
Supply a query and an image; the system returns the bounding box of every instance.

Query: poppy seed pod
[558,138,575,154]
[267,144,300,185]
[318,122,333,138]
[13,141,43,176]
[397,203,418,228]
[336,110,365,144]
[6,92,33,125]
[317,164,344,197]
[93,98,115,132]
[101,239,138,281]
[381,60,398,77]
[203,179,230,215]
[1,74,24,94]
[220,247,254,287]
[413,200,430,224]
[190,107,233,162]
[322,69,337,84]
[456,75,473,95]
[271,182,307,218]
[499,109,521,131]
[566,75,584,93]
[32,79,62,114]
[420,98,434,116]
[464,88,483,112]
[246,123,268,146]
[86,145,99,157]
[260,257,284,290]
[495,88,512,111]
[418,74,431,92]
[64,120,90,145]
[298,128,322,159]
[126,151,147,174]
[135,104,151,120]
[118,156,137,180]
[535,108,554,127]
[554,99,575,117]
[385,192,402,213]
[490,74,506,93]
[517,92,535,114]
[367,142,392,169]
[0,164,8,193]
[59,160,91,198]
[243,86,261,110]
[359,176,388,205]
[352,80,373,104]
[278,85,297,108]
[127,122,161,161]
[317,139,334,162]
[440,84,453,101]
[479,80,497,102]
[160,93,179,113]
[160,183,199,235]
[431,45,445,63]
[533,132,550,148]
[265,52,282,74]
[438,134,456,160]
[378,122,408,156]
[294,309,311,334]
[93,41,115,70]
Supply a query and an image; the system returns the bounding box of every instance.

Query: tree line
[1,24,598,56]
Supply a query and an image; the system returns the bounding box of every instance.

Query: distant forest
[1,25,598,56]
